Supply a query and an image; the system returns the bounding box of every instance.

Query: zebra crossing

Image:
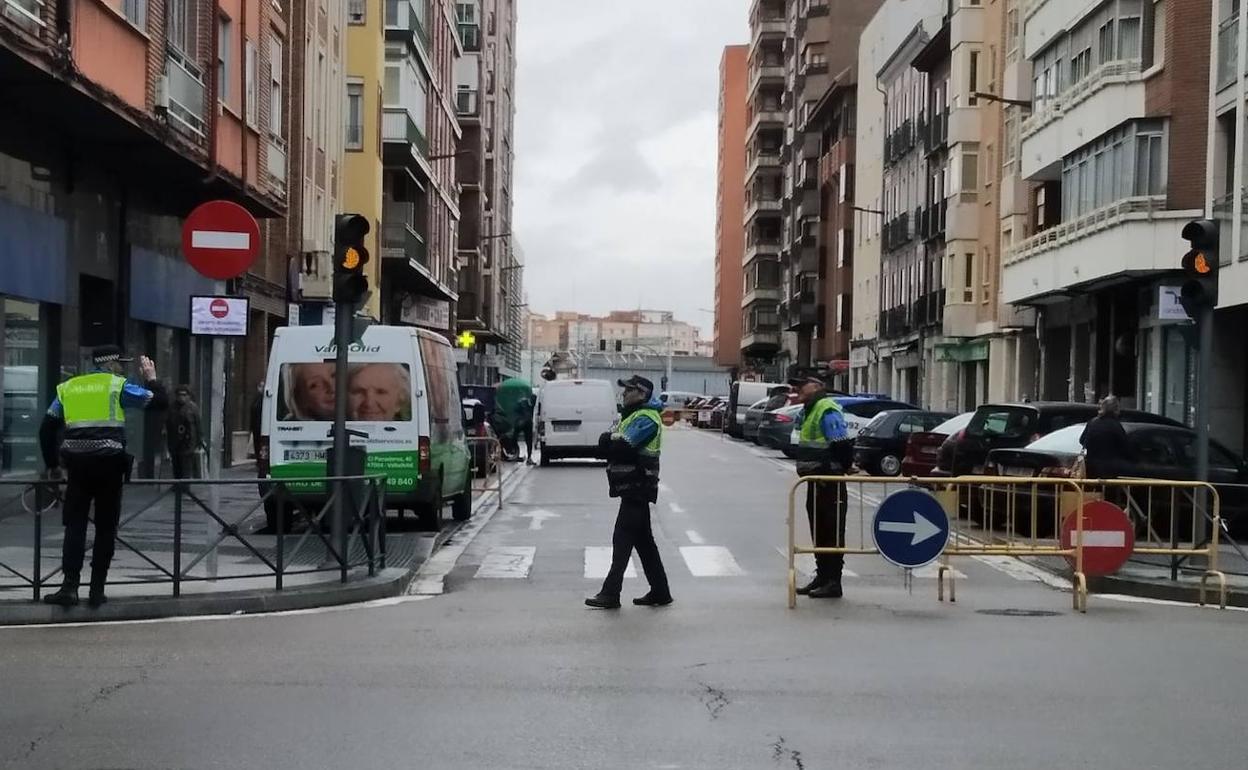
[469,544,969,581]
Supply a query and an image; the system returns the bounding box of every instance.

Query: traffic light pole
[1194,304,1214,555]
[331,297,352,577]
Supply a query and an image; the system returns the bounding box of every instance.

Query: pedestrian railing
[466,436,509,505]
[785,475,1229,612]
[0,475,387,603]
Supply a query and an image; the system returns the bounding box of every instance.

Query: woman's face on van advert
[295,364,336,420]
[349,365,405,421]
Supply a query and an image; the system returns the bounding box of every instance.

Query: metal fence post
[378,478,388,571]
[172,482,183,598]
[275,487,285,592]
[33,503,42,603]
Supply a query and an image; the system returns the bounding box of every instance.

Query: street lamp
[426,149,477,161]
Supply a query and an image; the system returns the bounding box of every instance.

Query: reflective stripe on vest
[618,407,663,456]
[57,373,127,428]
[798,397,841,449]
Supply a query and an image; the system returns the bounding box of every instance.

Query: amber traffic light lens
[1193,252,1211,275]
[343,247,362,270]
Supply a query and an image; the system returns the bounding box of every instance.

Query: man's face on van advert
[349,364,405,421]
[295,364,336,420]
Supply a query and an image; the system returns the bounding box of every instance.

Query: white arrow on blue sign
[872,489,950,569]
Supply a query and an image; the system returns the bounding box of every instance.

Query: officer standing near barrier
[791,375,853,599]
[586,375,672,609]
[39,346,168,608]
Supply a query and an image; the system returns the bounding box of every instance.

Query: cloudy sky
[514,2,748,337]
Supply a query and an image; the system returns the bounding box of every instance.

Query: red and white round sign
[181,200,261,280]
[1060,500,1135,576]
[209,298,230,318]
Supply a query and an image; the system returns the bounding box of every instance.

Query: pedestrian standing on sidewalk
[586,375,672,609]
[39,346,168,608]
[792,374,853,599]
[1080,395,1129,480]
[166,384,204,479]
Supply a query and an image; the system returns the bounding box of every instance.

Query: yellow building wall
[344,15,385,321]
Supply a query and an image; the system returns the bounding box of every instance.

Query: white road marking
[669,502,686,514]
[775,547,858,578]
[474,546,536,579]
[685,529,705,545]
[520,509,560,531]
[1096,593,1248,612]
[191,230,251,250]
[680,546,746,577]
[584,546,636,579]
[969,554,1071,589]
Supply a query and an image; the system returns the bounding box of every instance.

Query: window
[963,253,975,302]
[218,16,232,105]
[269,37,283,136]
[961,149,979,192]
[1119,15,1142,60]
[1149,0,1166,68]
[348,0,364,24]
[968,50,980,105]
[123,0,146,28]
[245,40,258,127]
[346,81,364,150]
[836,295,845,332]
[1070,47,1092,84]
[167,0,198,59]
[1134,130,1165,195]
[1098,21,1115,64]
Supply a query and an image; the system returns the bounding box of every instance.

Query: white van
[727,380,788,438]
[535,379,618,466]
[257,325,472,531]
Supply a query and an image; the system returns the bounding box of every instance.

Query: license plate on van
[552,421,580,432]
[285,449,327,461]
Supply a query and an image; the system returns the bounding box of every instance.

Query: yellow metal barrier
[466,436,508,506]
[786,475,1230,611]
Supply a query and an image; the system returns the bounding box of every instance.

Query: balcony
[913,289,945,329]
[382,204,429,269]
[164,55,206,137]
[382,107,429,160]
[2,0,43,30]
[924,110,948,154]
[884,119,915,166]
[456,88,480,119]
[879,305,912,340]
[297,252,333,300]
[747,105,786,140]
[745,195,782,223]
[919,201,947,242]
[742,284,783,307]
[458,21,481,52]
[745,147,782,184]
[785,289,818,330]
[749,9,786,52]
[744,237,782,266]
[741,328,782,354]
[795,158,817,191]
[748,61,786,98]
[264,135,287,194]
[880,211,912,252]
[385,0,430,54]
[804,0,829,18]
[1002,196,1198,304]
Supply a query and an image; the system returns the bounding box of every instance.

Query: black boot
[796,577,826,596]
[632,591,673,607]
[43,573,80,607]
[809,581,843,599]
[585,592,621,609]
[88,569,108,609]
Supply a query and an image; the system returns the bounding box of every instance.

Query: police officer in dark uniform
[40,346,168,608]
[586,375,672,609]
[791,374,853,599]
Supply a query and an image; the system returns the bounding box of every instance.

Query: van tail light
[418,436,431,475]
[257,436,270,475]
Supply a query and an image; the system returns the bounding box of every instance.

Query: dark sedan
[853,410,954,476]
[757,404,804,453]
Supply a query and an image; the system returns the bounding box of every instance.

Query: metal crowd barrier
[466,436,509,506]
[785,475,1230,612]
[0,475,387,602]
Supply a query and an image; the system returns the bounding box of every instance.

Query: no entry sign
[190,295,250,336]
[182,200,261,279]
[1061,500,1135,576]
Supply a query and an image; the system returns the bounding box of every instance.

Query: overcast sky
[514,2,747,337]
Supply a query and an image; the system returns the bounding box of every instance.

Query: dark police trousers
[60,454,129,582]
[806,479,848,583]
[601,496,670,599]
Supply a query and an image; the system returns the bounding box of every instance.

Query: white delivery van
[535,379,618,466]
[257,325,472,531]
[727,381,788,438]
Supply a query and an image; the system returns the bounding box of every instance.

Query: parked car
[836,396,919,435]
[462,398,498,478]
[660,391,702,412]
[901,412,973,476]
[933,402,1182,477]
[695,397,727,429]
[726,381,789,438]
[757,404,804,453]
[984,422,1248,538]
[742,396,791,443]
[853,410,954,476]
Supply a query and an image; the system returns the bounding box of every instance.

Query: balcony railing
[884,119,915,166]
[165,54,206,137]
[265,135,288,193]
[920,200,947,241]
[1003,195,1169,266]
[1022,59,1144,140]
[880,211,912,252]
[385,0,430,51]
[382,218,428,269]
[924,110,948,153]
[382,107,429,157]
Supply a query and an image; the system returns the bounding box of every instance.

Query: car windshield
[750,398,770,409]
[931,412,974,435]
[967,406,1038,439]
[1024,423,1086,452]
[859,412,892,436]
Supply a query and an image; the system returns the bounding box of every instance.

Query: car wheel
[452,474,473,522]
[539,446,551,467]
[419,477,445,531]
[879,454,902,477]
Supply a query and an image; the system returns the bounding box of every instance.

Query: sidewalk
[0,463,459,624]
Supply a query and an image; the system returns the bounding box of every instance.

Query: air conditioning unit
[154,74,170,112]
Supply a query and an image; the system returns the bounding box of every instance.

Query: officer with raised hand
[586,375,672,609]
[40,346,168,609]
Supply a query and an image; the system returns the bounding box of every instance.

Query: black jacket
[1080,415,1129,479]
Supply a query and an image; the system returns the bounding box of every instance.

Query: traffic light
[1179,218,1219,318]
[333,214,371,305]
[599,339,606,351]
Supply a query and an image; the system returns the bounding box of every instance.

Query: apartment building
[526,311,704,358]
[715,44,748,371]
[779,0,881,380]
[0,0,286,475]
[1004,0,1209,425]
[454,0,518,383]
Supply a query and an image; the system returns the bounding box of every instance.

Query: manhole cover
[976,608,1062,618]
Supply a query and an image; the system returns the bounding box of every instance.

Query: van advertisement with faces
[269,361,419,493]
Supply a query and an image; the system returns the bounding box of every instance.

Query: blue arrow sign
[872,489,950,569]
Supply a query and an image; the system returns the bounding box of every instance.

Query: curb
[1021,554,1248,608]
[0,465,524,626]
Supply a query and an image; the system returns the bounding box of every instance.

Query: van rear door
[541,381,616,448]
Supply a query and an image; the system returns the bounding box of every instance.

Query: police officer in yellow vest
[791,374,854,599]
[40,346,168,608]
[586,375,672,609]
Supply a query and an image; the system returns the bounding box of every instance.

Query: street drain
[976,608,1061,618]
